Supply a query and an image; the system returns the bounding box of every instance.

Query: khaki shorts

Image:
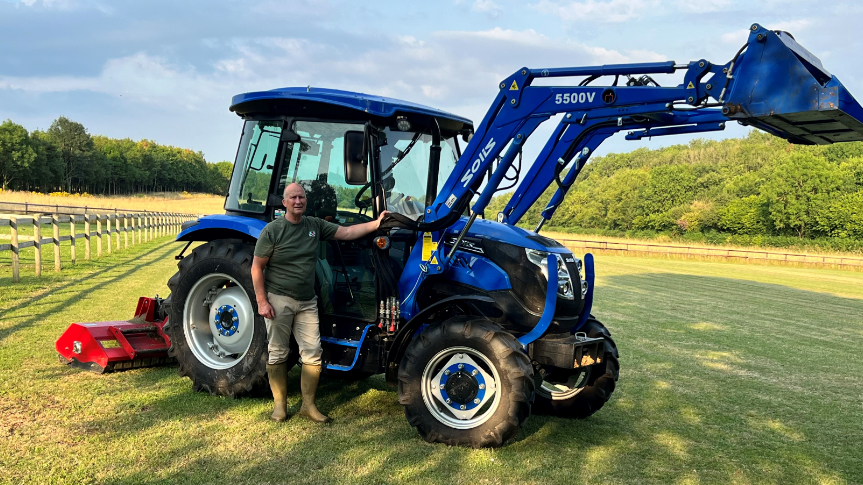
[264,292,322,366]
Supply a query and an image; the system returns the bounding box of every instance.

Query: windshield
[380,128,459,220]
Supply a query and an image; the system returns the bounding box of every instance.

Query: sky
[1,0,861,168]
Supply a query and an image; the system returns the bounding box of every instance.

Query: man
[252,182,388,423]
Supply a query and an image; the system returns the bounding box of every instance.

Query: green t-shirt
[254,216,340,301]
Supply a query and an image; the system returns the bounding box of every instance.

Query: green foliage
[500,131,863,242]
[0,120,36,189]
[0,117,230,195]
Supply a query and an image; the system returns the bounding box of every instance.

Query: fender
[176,214,267,242]
[384,294,501,386]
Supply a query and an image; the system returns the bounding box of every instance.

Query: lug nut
[458,363,464,370]
[471,369,478,376]
[479,384,485,390]
[474,398,481,404]
[460,405,466,410]
[445,398,451,404]
[444,370,451,376]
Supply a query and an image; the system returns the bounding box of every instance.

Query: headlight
[525,249,575,300]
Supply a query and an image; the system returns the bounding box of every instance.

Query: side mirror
[344,130,368,185]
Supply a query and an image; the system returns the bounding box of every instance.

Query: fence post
[124,214,129,249]
[85,214,91,260]
[114,214,120,250]
[106,216,112,255]
[11,216,19,283]
[33,216,42,277]
[69,217,76,265]
[97,216,103,257]
[53,214,61,272]
[136,214,141,244]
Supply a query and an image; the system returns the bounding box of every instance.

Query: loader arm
[423,23,863,267]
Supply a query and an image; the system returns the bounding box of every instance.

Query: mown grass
[1,242,861,484]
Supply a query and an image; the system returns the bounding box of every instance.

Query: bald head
[282,183,307,222]
[283,183,305,199]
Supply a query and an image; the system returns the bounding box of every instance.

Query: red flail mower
[56,297,174,373]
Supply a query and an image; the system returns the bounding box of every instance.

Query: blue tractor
[161,25,863,447]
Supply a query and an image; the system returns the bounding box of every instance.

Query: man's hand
[335,210,392,240]
[257,299,275,319]
[376,210,391,229]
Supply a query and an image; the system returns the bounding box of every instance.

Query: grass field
[1,240,861,484]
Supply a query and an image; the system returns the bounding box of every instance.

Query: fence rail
[1,212,197,282]
[559,238,863,269]
[0,200,196,216]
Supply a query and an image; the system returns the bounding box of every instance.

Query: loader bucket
[55,297,174,373]
[724,26,863,145]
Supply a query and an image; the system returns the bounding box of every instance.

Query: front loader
[57,24,863,447]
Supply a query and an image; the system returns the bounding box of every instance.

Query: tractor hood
[442,217,570,254]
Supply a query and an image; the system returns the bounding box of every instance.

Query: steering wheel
[354,182,372,210]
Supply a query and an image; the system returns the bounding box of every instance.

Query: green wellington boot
[297,364,331,423]
[267,363,289,422]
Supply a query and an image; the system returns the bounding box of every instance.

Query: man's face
[283,186,307,217]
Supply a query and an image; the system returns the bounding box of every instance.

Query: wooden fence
[0,212,197,282]
[558,238,863,270]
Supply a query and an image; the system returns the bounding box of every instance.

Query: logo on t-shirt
[309,230,316,237]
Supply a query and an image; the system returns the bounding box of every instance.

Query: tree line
[0,117,232,195]
[489,131,863,243]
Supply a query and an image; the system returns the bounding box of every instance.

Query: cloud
[531,0,660,23]
[0,27,665,160]
[674,0,731,13]
[472,0,503,18]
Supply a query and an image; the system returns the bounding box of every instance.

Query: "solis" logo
[460,138,496,188]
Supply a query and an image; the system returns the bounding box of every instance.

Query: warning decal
[686,81,695,89]
[510,80,519,91]
[422,233,438,261]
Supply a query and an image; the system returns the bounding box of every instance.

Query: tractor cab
[224,87,473,224]
[223,87,474,362]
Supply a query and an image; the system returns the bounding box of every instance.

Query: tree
[763,153,843,238]
[0,120,36,189]
[47,117,95,192]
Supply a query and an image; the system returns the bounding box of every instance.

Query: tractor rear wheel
[163,240,298,397]
[532,317,619,418]
[398,316,534,448]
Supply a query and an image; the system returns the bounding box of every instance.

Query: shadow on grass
[20,271,863,484]
[0,240,178,345]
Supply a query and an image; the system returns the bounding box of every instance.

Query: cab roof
[230,87,473,134]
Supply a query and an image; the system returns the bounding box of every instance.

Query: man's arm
[251,255,275,319]
[333,210,390,241]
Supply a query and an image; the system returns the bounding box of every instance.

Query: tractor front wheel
[398,316,534,448]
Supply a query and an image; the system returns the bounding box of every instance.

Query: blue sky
[1,0,860,166]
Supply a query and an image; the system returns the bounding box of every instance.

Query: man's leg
[264,293,295,422]
[291,297,330,423]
